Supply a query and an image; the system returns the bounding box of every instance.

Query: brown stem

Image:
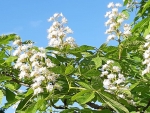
[86,102,113,111]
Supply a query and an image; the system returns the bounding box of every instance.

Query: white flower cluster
[105,2,131,42]
[13,40,60,95]
[142,34,150,75]
[123,0,138,9]
[47,13,76,48]
[100,60,127,98]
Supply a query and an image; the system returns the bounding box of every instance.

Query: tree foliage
[0,0,150,113]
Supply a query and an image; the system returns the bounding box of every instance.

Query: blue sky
[0,0,129,112]
[0,0,125,48]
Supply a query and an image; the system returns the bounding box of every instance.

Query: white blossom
[115,3,122,7]
[112,66,120,72]
[13,40,21,45]
[108,2,115,8]
[107,74,116,79]
[46,84,54,92]
[34,87,43,95]
[107,34,115,42]
[103,79,111,88]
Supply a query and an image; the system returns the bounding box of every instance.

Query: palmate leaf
[71,90,95,104]
[100,93,129,113]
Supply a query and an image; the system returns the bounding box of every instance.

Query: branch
[1,71,29,87]
[50,100,68,109]
[86,102,113,111]
[11,78,29,87]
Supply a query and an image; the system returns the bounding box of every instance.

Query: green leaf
[4,99,19,109]
[0,34,17,45]
[144,28,149,37]
[25,102,38,113]
[65,65,74,75]
[92,56,102,69]
[129,82,140,91]
[56,55,68,62]
[16,94,33,111]
[84,69,100,77]
[123,0,128,6]
[5,56,17,63]
[45,46,59,51]
[119,89,131,97]
[51,65,65,75]
[5,84,15,90]
[0,90,3,104]
[122,10,129,19]
[71,90,95,104]
[141,0,150,14]
[78,82,91,89]
[47,55,60,65]
[101,93,129,113]
[70,45,95,53]
[6,88,15,102]
[132,17,150,32]
[80,92,95,104]
[0,51,7,58]
[71,90,90,101]
[25,88,33,97]
[0,76,12,82]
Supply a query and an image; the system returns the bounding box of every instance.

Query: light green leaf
[122,10,129,19]
[70,45,95,53]
[101,93,129,113]
[144,28,149,37]
[25,88,33,97]
[5,84,15,90]
[71,90,95,104]
[92,56,102,69]
[71,90,90,101]
[0,34,16,45]
[84,69,100,77]
[5,56,17,63]
[0,76,12,82]
[141,0,150,14]
[78,82,92,89]
[0,90,3,104]
[80,92,95,104]
[65,65,74,75]
[132,17,150,32]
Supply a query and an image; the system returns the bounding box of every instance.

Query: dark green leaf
[6,88,15,102]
